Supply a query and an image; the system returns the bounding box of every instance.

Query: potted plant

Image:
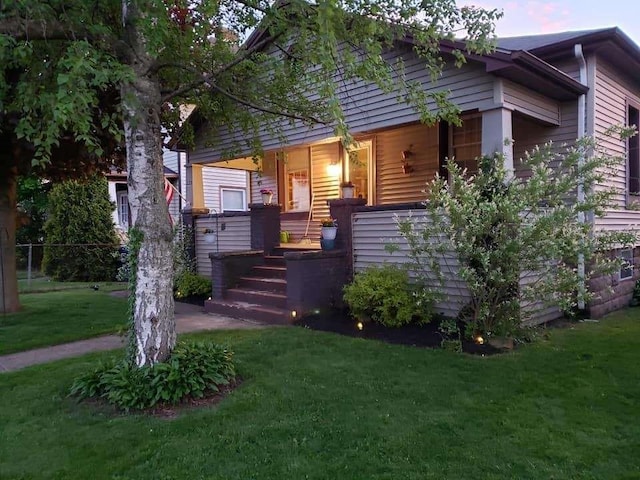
[260,188,273,205]
[320,218,338,241]
[340,181,355,199]
[202,228,216,244]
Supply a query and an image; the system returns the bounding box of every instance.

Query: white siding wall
[352,209,470,318]
[502,80,561,125]
[194,214,252,277]
[352,208,562,323]
[201,166,249,214]
[593,57,640,237]
[375,123,439,205]
[311,143,340,219]
[250,151,279,205]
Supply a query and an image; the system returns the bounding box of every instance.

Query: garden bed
[294,309,502,355]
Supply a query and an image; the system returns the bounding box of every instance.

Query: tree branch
[159,31,283,102]
[209,83,327,125]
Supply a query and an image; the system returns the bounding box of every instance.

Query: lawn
[0,309,639,479]
[0,289,128,355]
[18,276,126,294]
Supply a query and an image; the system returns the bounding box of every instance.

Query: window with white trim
[450,115,482,175]
[619,248,634,281]
[628,104,639,197]
[221,187,247,212]
[117,191,129,229]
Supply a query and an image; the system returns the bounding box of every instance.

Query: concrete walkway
[0,301,268,373]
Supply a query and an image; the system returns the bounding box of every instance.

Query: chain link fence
[16,243,125,287]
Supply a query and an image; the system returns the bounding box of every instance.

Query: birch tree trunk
[122,3,176,367]
[0,165,20,314]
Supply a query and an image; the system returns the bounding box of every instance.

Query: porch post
[481,108,514,174]
[188,164,205,208]
[250,203,281,254]
[328,198,367,279]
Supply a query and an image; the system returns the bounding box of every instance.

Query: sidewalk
[0,301,268,373]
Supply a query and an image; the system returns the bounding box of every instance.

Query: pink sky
[466,0,640,46]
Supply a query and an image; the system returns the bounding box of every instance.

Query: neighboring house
[107,149,250,236]
[181,27,640,322]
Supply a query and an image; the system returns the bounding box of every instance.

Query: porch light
[327,159,341,177]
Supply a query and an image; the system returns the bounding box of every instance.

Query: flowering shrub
[260,189,273,195]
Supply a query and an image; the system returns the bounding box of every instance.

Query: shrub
[70,341,236,411]
[343,264,433,327]
[174,271,211,299]
[42,175,119,281]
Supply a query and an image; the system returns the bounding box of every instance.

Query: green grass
[1,309,639,479]
[0,290,128,355]
[18,277,126,294]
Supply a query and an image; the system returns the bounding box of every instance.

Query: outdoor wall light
[327,159,341,177]
[401,146,414,174]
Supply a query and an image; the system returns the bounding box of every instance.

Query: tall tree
[0,0,499,365]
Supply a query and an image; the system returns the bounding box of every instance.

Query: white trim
[619,248,634,281]
[220,186,247,212]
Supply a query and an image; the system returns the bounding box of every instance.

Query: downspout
[575,44,587,310]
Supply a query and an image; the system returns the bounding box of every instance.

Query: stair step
[205,299,290,325]
[238,276,287,294]
[263,255,286,267]
[226,288,287,309]
[252,265,287,279]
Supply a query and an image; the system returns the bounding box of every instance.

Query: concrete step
[263,255,286,267]
[204,299,290,325]
[226,288,287,309]
[238,276,287,294]
[252,265,287,280]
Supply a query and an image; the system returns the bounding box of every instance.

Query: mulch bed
[294,310,503,355]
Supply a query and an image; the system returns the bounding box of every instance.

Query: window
[117,191,129,229]
[619,249,634,281]
[450,115,482,175]
[628,104,639,196]
[221,187,247,212]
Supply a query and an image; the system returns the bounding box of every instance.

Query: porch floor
[278,242,321,249]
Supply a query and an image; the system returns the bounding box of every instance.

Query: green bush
[343,264,432,327]
[42,175,119,281]
[70,341,236,411]
[174,271,211,299]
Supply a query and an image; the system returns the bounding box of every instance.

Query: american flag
[164,178,175,226]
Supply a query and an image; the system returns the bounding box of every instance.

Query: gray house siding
[189,48,495,164]
[593,56,640,234]
[375,123,439,205]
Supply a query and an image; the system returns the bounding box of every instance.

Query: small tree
[396,130,638,338]
[43,175,119,281]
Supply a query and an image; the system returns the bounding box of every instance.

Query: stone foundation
[587,247,639,318]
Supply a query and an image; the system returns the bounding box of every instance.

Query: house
[107,149,250,238]
[180,27,640,322]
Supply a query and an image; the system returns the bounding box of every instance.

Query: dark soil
[174,294,207,307]
[294,310,504,355]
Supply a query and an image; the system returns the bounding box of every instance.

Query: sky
[465,0,640,47]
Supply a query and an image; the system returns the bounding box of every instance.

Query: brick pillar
[181,206,209,266]
[250,203,281,254]
[328,198,366,278]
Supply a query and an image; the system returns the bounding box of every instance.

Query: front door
[346,140,374,204]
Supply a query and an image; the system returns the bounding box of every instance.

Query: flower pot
[261,193,273,205]
[321,226,337,240]
[320,238,335,250]
[341,185,355,199]
[204,233,216,244]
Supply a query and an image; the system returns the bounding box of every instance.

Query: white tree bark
[122,3,176,367]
